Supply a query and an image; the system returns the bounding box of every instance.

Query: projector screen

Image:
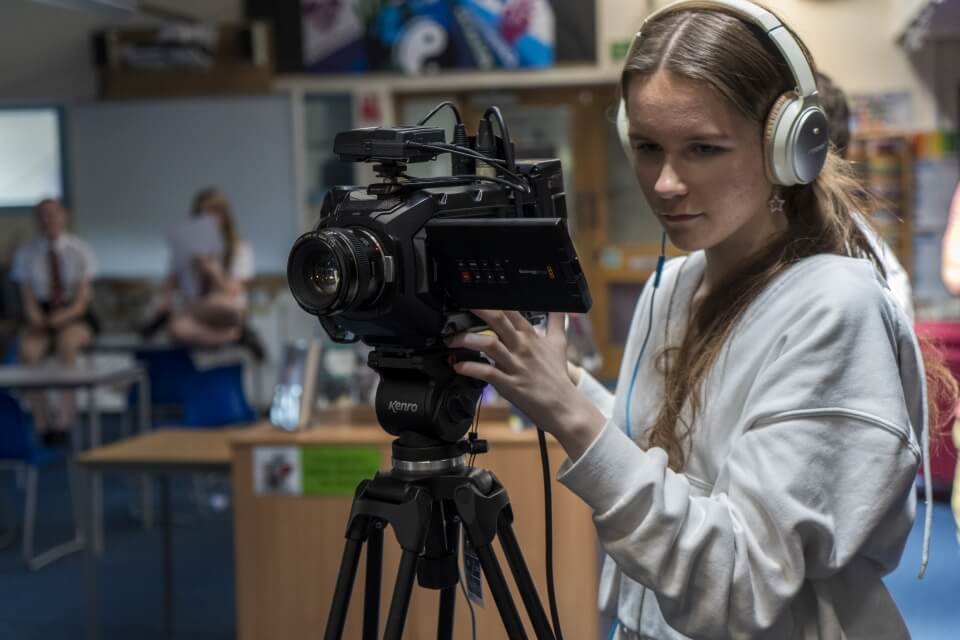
[0,108,64,208]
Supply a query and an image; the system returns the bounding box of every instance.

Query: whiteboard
[67,94,298,277]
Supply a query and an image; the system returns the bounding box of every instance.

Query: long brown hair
[191,187,239,271]
[621,6,957,471]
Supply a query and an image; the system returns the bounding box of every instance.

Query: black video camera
[286,104,591,446]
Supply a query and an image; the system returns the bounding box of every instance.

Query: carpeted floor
[0,460,235,640]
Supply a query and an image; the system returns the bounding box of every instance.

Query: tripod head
[367,345,490,474]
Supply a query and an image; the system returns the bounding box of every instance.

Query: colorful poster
[301,0,556,73]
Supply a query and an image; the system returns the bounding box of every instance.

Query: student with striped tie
[11,198,98,446]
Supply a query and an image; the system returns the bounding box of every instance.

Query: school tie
[47,247,64,308]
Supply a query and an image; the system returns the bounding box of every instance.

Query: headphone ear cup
[764,92,797,186]
[616,99,635,169]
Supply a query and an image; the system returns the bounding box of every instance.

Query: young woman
[12,198,98,444]
[447,1,955,638]
[162,187,255,347]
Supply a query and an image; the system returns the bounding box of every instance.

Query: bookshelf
[848,133,914,273]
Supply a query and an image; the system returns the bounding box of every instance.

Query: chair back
[128,347,197,408]
[0,391,38,461]
[181,363,255,427]
[2,339,17,365]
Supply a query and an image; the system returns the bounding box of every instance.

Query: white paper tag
[462,536,484,607]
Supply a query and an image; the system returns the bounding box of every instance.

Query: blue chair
[124,347,198,434]
[2,338,16,365]
[179,363,256,427]
[167,364,255,515]
[0,391,83,569]
[132,347,197,406]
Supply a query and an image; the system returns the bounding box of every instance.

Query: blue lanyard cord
[606,620,619,640]
[625,233,667,439]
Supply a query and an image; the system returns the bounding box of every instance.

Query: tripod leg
[437,586,456,640]
[498,516,556,640]
[383,548,420,640]
[433,505,460,640]
[363,523,384,640]
[472,540,529,640]
[325,523,368,640]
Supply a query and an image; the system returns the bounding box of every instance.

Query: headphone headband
[638,0,817,100]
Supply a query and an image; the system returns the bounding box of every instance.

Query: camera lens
[287,227,386,316]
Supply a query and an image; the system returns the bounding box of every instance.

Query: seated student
[158,188,257,349]
[11,198,98,445]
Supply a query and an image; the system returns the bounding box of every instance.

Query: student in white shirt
[446,2,956,638]
[158,188,256,347]
[11,198,98,445]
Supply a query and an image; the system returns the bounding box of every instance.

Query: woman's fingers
[446,330,515,372]
[546,312,567,344]
[452,358,509,387]
[502,310,536,334]
[470,309,523,350]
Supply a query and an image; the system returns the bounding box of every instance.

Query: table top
[77,428,248,470]
[0,362,144,390]
[230,421,559,448]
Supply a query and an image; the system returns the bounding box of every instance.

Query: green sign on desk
[301,446,381,496]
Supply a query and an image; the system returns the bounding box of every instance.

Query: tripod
[324,437,558,640]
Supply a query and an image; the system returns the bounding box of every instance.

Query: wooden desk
[231,423,600,640]
[77,428,248,640]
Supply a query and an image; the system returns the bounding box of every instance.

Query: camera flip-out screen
[425,217,591,313]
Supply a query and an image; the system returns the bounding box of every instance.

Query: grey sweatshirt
[558,251,925,639]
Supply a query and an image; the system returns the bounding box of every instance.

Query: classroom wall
[0,0,246,266]
[0,0,241,101]
[67,95,298,277]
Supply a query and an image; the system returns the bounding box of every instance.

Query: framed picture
[269,340,321,431]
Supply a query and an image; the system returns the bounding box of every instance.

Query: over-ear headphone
[616,0,829,186]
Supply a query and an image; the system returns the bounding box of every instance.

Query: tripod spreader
[324,459,557,640]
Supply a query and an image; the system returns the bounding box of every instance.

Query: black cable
[406,141,530,188]
[416,101,463,126]
[467,395,482,471]
[399,173,530,195]
[482,106,517,173]
[538,427,565,640]
[483,106,524,217]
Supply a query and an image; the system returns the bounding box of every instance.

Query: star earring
[768,189,785,215]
